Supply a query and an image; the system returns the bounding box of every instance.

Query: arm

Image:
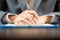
[1,13,16,24]
[0,11,16,24]
[0,11,7,25]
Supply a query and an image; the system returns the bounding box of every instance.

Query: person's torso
[0,0,58,15]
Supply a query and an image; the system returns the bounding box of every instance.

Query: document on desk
[4,24,58,28]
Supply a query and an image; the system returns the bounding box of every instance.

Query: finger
[19,12,36,24]
[26,14,36,24]
[15,20,27,25]
[32,17,39,24]
[27,12,39,24]
[23,18,32,24]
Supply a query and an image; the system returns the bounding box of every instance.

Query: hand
[8,10,52,25]
[14,10,39,25]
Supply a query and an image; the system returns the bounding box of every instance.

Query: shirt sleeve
[0,11,7,25]
[36,0,57,16]
[1,12,16,24]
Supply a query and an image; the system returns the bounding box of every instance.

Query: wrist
[1,13,16,24]
[6,13,16,24]
[8,14,16,24]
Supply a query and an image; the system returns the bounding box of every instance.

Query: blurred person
[0,0,59,25]
[0,0,40,25]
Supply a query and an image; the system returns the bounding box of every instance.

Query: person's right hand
[13,10,39,25]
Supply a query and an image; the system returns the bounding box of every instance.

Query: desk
[0,25,60,39]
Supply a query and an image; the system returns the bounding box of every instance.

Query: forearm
[0,11,16,24]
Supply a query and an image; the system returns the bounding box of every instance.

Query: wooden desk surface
[0,28,60,39]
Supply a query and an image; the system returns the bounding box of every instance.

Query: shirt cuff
[1,13,16,24]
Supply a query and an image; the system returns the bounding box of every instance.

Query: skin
[14,10,39,25]
[8,10,52,25]
[37,16,52,24]
[8,15,16,24]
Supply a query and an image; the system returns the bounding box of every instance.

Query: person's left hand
[13,10,39,25]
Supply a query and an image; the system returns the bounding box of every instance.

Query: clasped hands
[8,10,52,25]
